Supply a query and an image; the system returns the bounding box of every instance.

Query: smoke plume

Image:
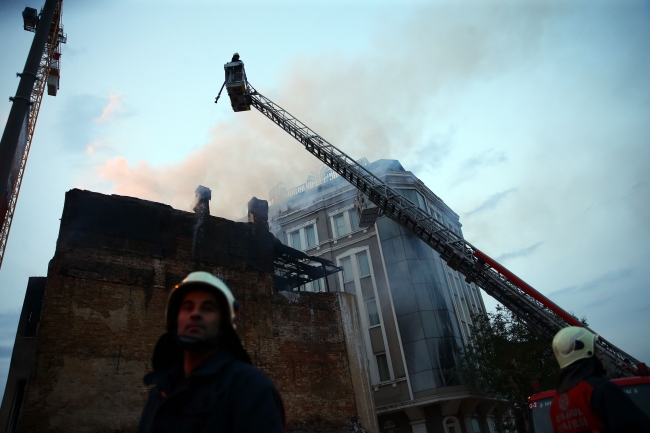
[95,3,552,219]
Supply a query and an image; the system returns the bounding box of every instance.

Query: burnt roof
[57,189,338,290]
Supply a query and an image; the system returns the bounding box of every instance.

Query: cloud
[495,242,543,263]
[459,149,508,172]
[0,309,19,356]
[0,308,20,333]
[0,309,18,398]
[465,188,517,217]
[543,264,650,359]
[0,359,8,399]
[96,113,320,218]
[91,3,554,217]
[452,149,508,187]
[86,141,102,155]
[549,267,635,298]
[86,4,650,365]
[58,94,106,151]
[57,92,127,154]
[93,92,123,123]
[407,128,456,175]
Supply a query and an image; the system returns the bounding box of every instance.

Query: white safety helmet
[165,271,239,333]
[552,326,597,369]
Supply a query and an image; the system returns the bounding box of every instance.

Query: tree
[460,305,561,405]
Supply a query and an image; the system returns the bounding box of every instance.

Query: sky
[0,0,649,396]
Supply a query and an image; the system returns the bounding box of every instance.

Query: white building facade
[269,159,507,433]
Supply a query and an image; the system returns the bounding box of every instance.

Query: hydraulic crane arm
[222,60,644,377]
[0,0,66,269]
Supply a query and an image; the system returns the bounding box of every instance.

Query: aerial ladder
[0,0,66,269]
[218,57,647,379]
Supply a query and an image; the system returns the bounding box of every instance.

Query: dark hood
[556,356,607,393]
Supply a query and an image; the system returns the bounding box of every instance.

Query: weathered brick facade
[14,189,375,433]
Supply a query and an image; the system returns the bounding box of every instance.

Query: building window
[443,417,462,433]
[295,278,325,293]
[290,231,301,250]
[337,247,390,385]
[333,214,347,237]
[462,320,471,340]
[312,278,324,292]
[341,257,353,283]
[349,209,360,231]
[471,419,483,433]
[367,299,380,326]
[376,353,390,382]
[396,188,427,212]
[305,225,317,248]
[286,221,319,251]
[295,274,308,292]
[357,251,371,276]
[330,208,363,239]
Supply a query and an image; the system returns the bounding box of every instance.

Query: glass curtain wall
[376,217,464,392]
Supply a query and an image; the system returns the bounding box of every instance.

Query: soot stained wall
[15,189,374,433]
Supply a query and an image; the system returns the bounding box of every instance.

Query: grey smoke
[495,242,543,263]
[465,188,517,217]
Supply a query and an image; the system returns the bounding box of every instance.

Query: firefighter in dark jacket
[138,271,285,433]
[550,326,650,433]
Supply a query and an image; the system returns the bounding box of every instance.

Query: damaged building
[268,159,508,433]
[0,188,376,433]
[0,160,510,433]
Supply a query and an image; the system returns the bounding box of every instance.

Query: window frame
[304,225,317,249]
[366,299,381,327]
[471,418,484,433]
[396,188,428,212]
[289,231,302,250]
[349,208,360,232]
[443,416,462,433]
[294,277,325,293]
[376,352,391,382]
[340,256,354,283]
[336,246,394,385]
[333,213,347,237]
[328,206,363,240]
[285,219,319,252]
[357,251,371,277]
[312,277,324,293]
[447,269,479,345]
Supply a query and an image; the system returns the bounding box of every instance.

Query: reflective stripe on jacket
[551,376,650,433]
[550,380,604,433]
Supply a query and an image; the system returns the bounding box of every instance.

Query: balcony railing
[271,158,369,202]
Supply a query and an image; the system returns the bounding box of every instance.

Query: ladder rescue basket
[224,60,251,112]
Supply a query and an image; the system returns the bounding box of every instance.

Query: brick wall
[16,190,375,433]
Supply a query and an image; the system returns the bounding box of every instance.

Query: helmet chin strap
[176,334,220,352]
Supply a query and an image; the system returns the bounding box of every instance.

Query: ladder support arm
[242,80,643,377]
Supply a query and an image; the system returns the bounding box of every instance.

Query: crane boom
[223,60,643,377]
[0,1,66,269]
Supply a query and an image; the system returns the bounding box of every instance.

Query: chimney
[248,197,269,231]
[193,185,211,215]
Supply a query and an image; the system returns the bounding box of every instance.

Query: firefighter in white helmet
[138,271,285,433]
[550,326,650,433]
